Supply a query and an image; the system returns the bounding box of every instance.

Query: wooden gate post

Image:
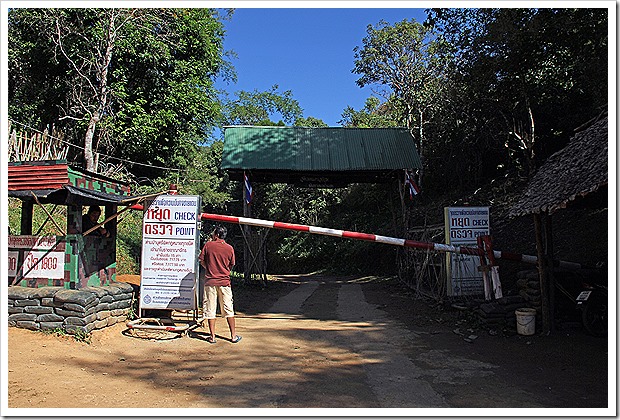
[534,212,554,334]
[243,183,251,283]
[20,201,33,235]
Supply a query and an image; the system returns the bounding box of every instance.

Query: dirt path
[6,275,610,413]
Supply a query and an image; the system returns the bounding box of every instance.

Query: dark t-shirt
[199,240,235,287]
[82,214,102,236]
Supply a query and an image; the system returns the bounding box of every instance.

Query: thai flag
[405,170,420,200]
[244,172,254,204]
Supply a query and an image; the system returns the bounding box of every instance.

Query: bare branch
[52,17,98,96]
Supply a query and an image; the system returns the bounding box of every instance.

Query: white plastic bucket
[515,308,536,336]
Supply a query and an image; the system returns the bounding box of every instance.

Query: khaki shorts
[203,285,234,319]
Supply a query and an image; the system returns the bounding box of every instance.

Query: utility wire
[8,118,184,173]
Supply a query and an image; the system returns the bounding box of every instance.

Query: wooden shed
[510,114,608,333]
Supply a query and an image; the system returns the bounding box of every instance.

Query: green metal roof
[221,126,421,185]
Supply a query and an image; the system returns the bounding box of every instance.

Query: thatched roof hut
[508,113,608,335]
[511,115,608,217]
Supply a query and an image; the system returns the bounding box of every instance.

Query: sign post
[139,195,202,316]
[444,207,490,296]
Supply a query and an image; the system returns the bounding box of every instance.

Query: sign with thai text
[8,235,57,249]
[22,250,65,279]
[444,207,490,296]
[8,235,64,279]
[140,285,196,309]
[140,195,201,311]
[8,251,19,277]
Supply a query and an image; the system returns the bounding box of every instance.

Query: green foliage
[339,97,400,128]
[110,8,228,178]
[222,84,303,126]
[126,297,139,321]
[183,142,231,210]
[41,327,91,344]
[295,116,329,128]
[349,10,608,192]
[352,19,451,127]
[424,8,608,181]
[8,8,229,179]
[115,210,143,275]
[247,182,401,275]
[352,18,453,190]
[8,198,22,235]
[72,328,92,344]
[8,199,66,236]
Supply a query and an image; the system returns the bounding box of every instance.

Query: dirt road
[6,275,610,414]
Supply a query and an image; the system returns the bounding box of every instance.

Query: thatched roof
[510,115,608,217]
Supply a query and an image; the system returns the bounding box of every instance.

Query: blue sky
[216,7,428,127]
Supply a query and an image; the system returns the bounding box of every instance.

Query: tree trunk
[83,12,116,172]
[418,109,424,189]
[84,114,99,172]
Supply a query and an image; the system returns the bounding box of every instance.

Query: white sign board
[22,250,65,279]
[8,236,64,279]
[445,207,490,296]
[140,195,201,311]
[8,251,19,277]
[140,285,196,309]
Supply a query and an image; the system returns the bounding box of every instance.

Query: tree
[339,96,399,128]
[8,8,228,178]
[222,84,303,126]
[352,19,452,188]
[425,8,608,176]
[295,116,329,128]
[423,8,609,333]
[54,9,135,172]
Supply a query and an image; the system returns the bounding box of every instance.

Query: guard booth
[8,160,145,289]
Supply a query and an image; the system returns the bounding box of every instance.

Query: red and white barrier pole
[128,203,583,269]
[199,212,590,269]
[200,212,484,254]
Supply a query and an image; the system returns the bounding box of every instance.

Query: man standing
[199,226,241,344]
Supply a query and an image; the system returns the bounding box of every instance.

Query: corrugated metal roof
[221,127,422,172]
[8,160,131,195]
[8,160,70,191]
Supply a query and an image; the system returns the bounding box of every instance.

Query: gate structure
[220,126,423,282]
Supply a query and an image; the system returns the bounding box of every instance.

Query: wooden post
[20,201,33,235]
[243,183,251,283]
[105,204,117,237]
[534,212,551,334]
[544,213,556,332]
[261,230,268,285]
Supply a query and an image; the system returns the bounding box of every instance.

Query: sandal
[206,336,216,344]
[231,335,242,343]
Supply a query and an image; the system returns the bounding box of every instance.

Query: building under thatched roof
[508,113,608,335]
[511,115,608,217]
